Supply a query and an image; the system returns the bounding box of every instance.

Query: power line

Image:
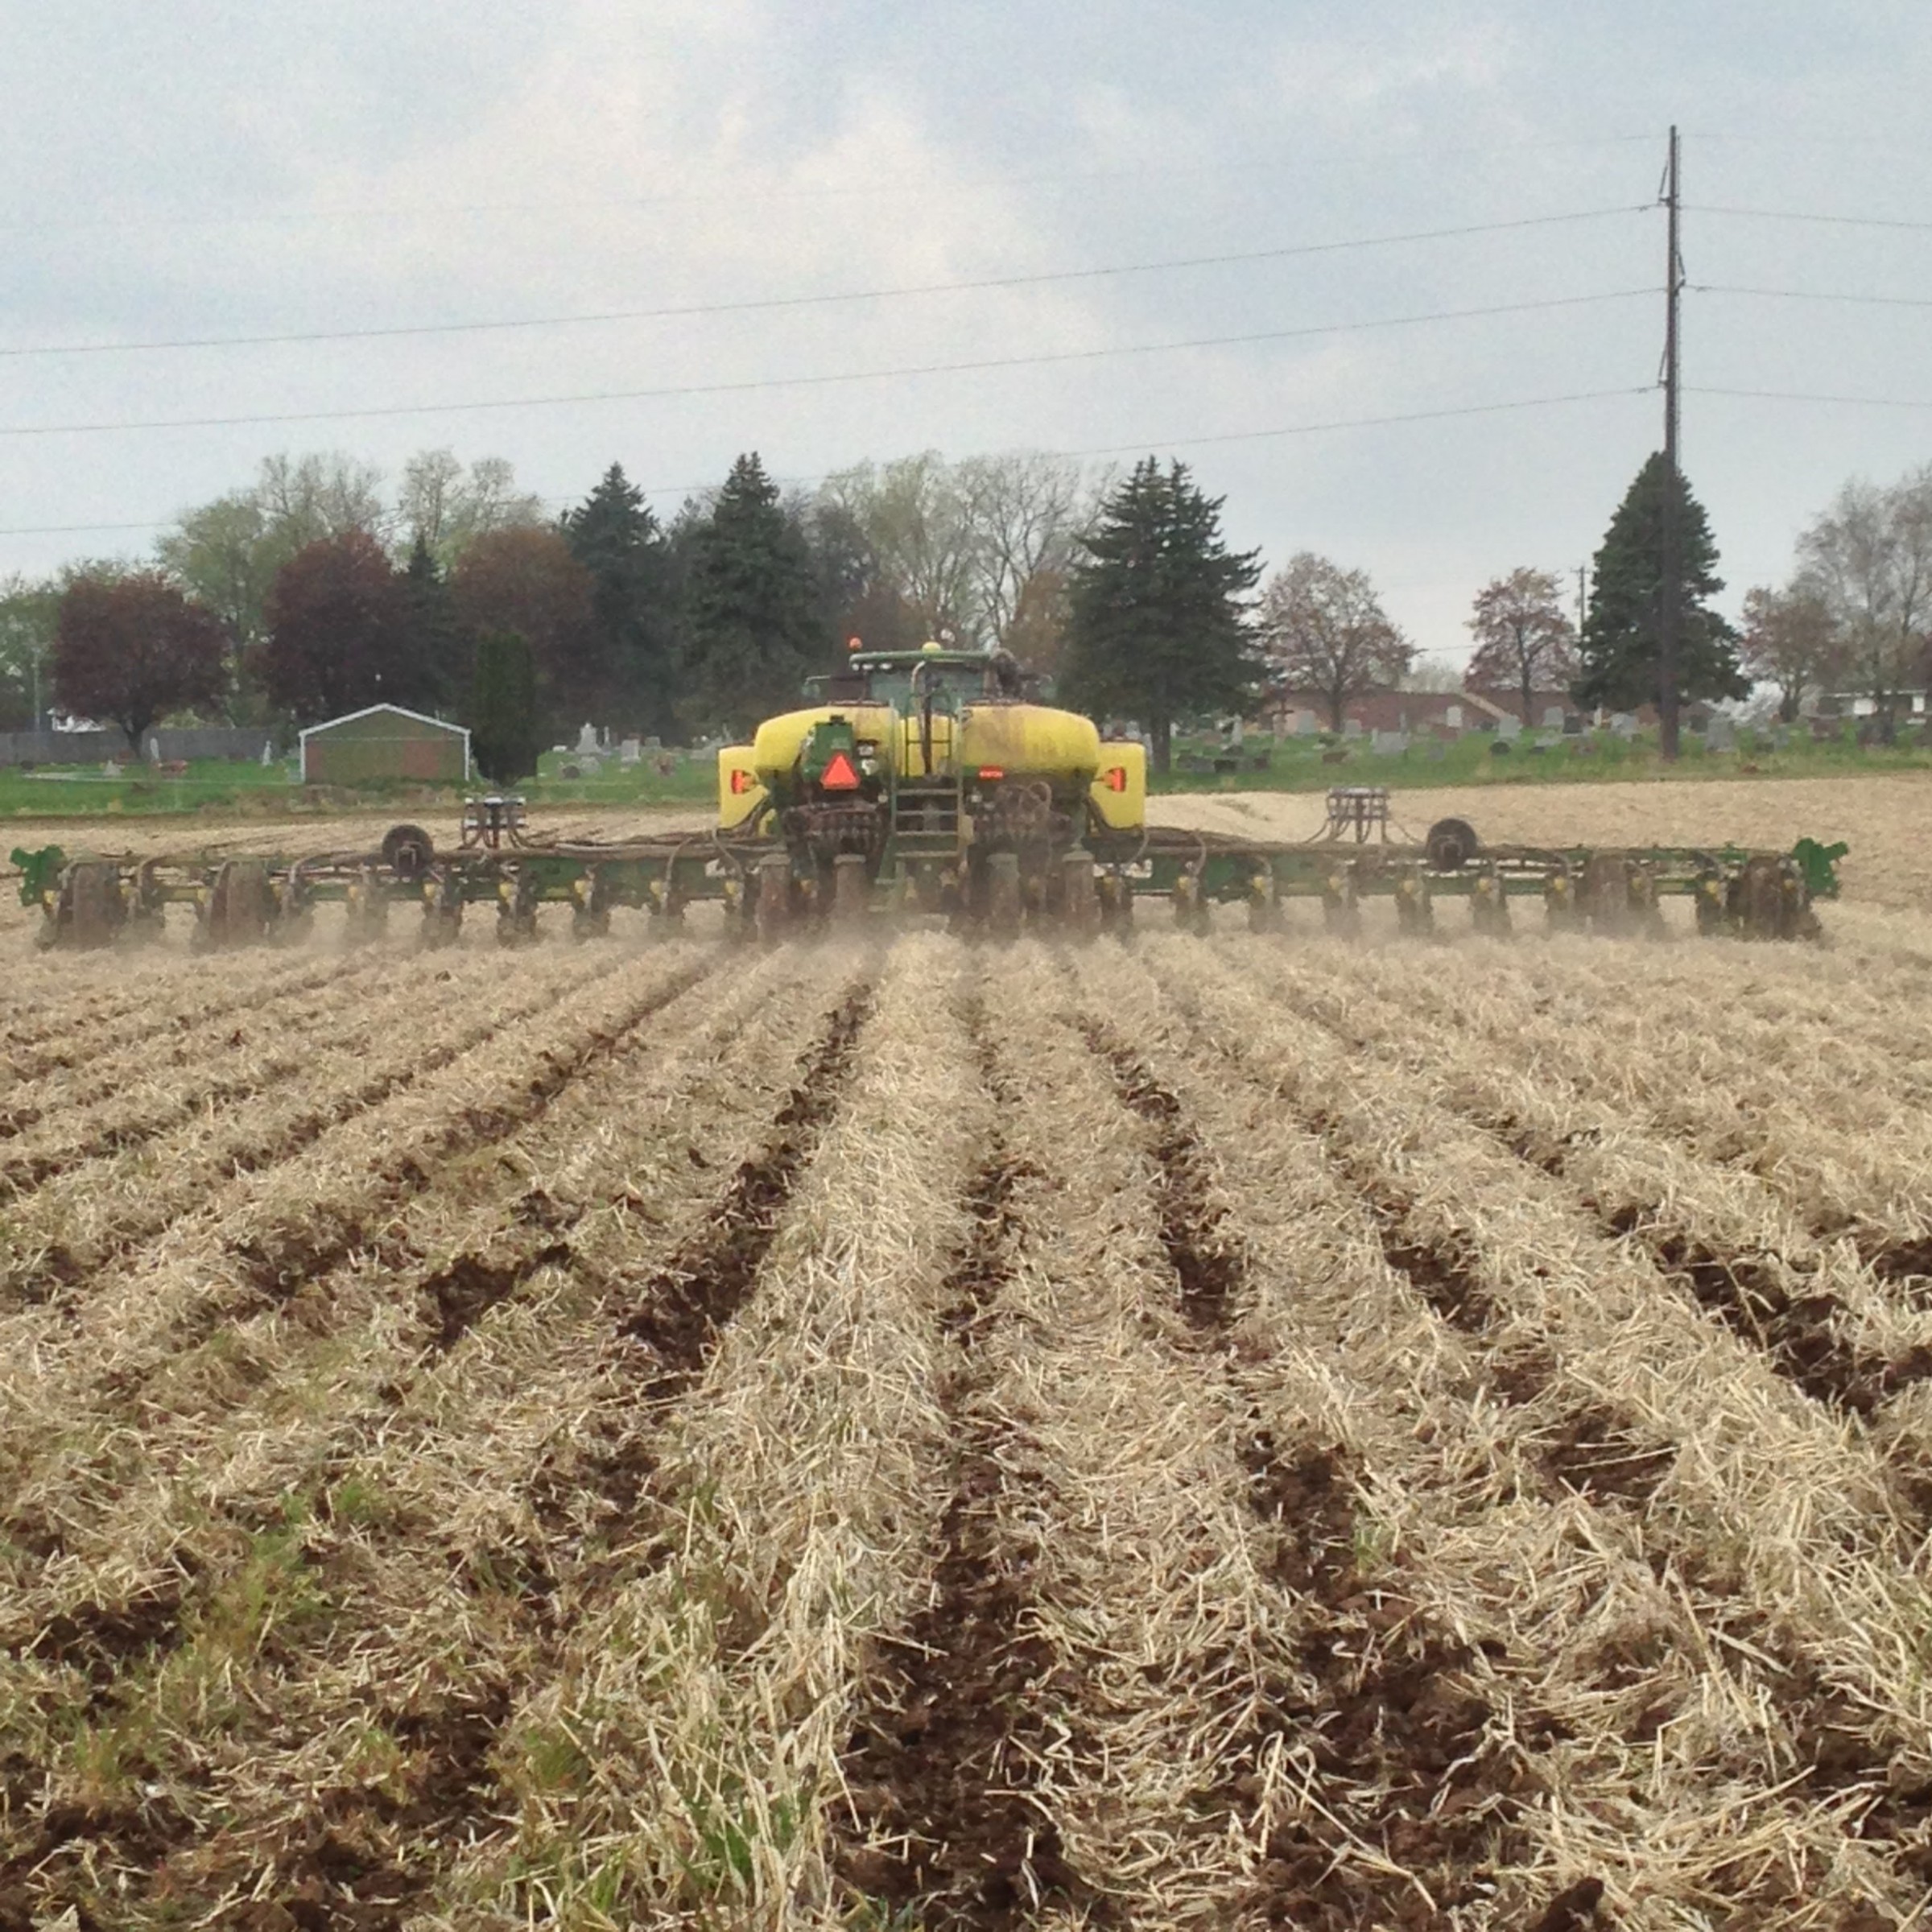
[0,206,1650,360]
[0,289,1655,440]
[0,387,1651,538]
[1693,282,1932,309]
[1688,203,1932,235]
[1053,387,1650,460]
[1689,384,1932,409]
[0,138,1659,235]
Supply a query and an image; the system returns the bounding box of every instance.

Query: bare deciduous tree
[1797,468,1932,739]
[819,453,980,642]
[255,452,390,548]
[817,449,1104,664]
[398,449,544,566]
[1737,583,1839,723]
[1258,552,1412,731]
[957,451,1096,649]
[1463,568,1579,724]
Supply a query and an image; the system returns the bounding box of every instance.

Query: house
[1828,688,1928,719]
[1265,688,1511,737]
[299,704,470,786]
[1461,686,1578,730]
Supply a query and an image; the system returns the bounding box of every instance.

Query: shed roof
[298,704,470,745]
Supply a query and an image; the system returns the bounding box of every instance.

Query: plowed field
[2,787,1930,1931]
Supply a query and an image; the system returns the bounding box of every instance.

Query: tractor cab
[803,642,1026,712]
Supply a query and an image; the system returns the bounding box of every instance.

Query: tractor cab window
[809,672,870,703]
[849,653,997,710]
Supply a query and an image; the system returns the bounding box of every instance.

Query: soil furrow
[616,978,873,1398]
[0,950,400,1144]
[836,1146,1089,1930]
[220,981,879,1918]
[0,960,831,1928]
[1143,939,1932,1912]
[1252,951,1932,1450]
[1483,1103,1932,1423]
[1615,1213,1932,1418]
[1079,1020,1245,1335]
[0,949,362,1084]
[0,953,630,1307]
[229,954,713,1306]
[1072,1005,1577,1928]
[1232,1431,1550,1932]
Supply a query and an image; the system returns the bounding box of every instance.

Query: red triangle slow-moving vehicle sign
[820,750,861,791]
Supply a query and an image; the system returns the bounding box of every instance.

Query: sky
[3,0,1932,668]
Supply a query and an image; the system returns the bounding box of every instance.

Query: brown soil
[618,980,872,1392]
[836,1148,1092,1930]
[1082,1022,1246,1334]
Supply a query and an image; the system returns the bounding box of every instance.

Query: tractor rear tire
[66,863,122,950]
[832,852,869,927]
[200,861,273,950]
[754,855,793,943]
[1060,851,1098,933]
[1425,816,1480,871]
[985,852,1022,937]
[382,824,435,880]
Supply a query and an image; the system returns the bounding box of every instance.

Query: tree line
[0,445,1113,770]
[1,440,1926,777]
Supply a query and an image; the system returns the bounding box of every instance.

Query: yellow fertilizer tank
[716,642,1142,931]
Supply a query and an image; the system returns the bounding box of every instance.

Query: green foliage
[562,462,679,739]
[469,629,542,784]
[1576,453,1748,714]
[674,1773,811,1900]
[0,574,60,729]
[679,453,833,737]
[1060,457,1261,772]
[402,532,468,714]
[186,1500,327,1664]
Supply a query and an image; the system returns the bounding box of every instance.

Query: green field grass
[1145,721,1932,795]
[0,723,1924,822]
[0,748,719,821]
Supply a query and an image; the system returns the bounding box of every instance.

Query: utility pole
[1657,124,1683,761]
[1575,564,1588,638]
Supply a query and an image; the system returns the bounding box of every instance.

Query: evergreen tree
[1575,453,1747,730]
[401,532,465,713]
[1059,457,1261,773]
[562,462,679,739]
[469,630,541,783]
[680,453,830,737]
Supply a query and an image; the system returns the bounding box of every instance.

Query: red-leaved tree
[1463,568,1579,724]
[258,530,415,722]
[52,572,227,752]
